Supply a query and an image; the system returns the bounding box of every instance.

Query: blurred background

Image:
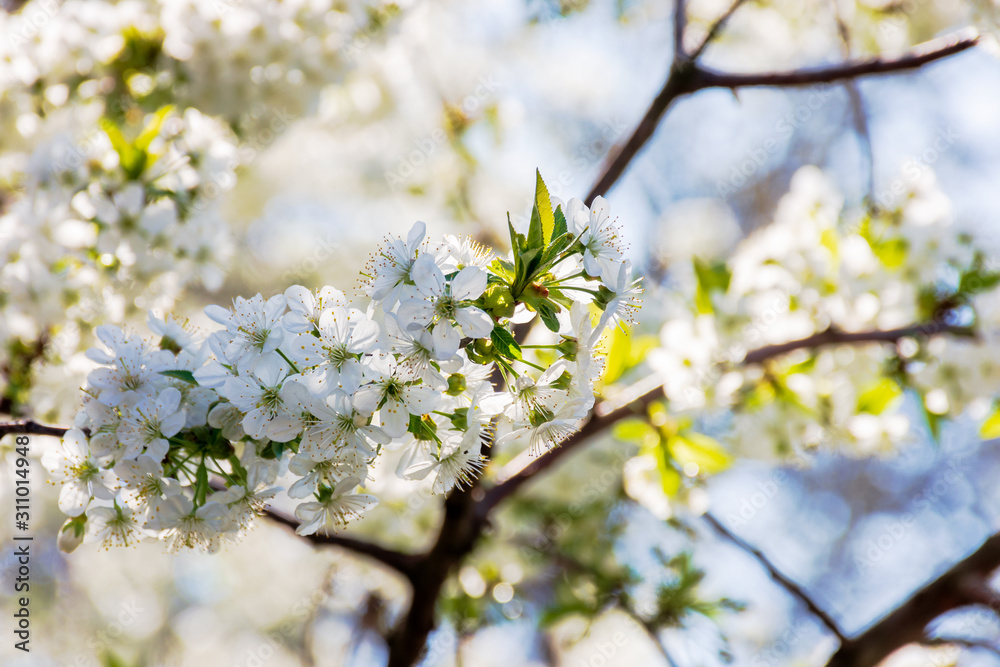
[3,0,1000,665]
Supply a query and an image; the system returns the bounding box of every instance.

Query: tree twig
[921,636,1000,658]
[484,320,966,512]
[673,0,688,59]
[584,30,978,205]
[702,511,847,642]
[689,0,751,61]
[691,32,978,90]
[742,323,974,365]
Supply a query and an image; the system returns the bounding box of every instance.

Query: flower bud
[58,516,87,554]
[484,284,515,319]
[446,373,467,396]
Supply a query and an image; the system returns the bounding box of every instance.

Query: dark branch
[673,0,687,59]
[584,30,977,205]
[825,534,1000,667]
[260,503,421,578]
[0,419,71,439]
[691,32,978,90]
[703,512,847,642]
[689,0,750,61]
[921,636,1000,658]
[742,323,974,365]
[483,320,965,513]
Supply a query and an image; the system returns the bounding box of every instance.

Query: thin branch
[703,511,847,642]
[0,419,71,439]
[830,0,876,203]
[691,31,979,90]
[483,320,966,512]
[921,636,1000,658]
[258,501,420,577]
[584,30,977,205]
[673,0,688,59]
[825,536,1000,667]
[742,323,974,365]
[690,0,751,61]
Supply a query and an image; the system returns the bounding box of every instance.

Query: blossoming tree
[4,0,1000,666]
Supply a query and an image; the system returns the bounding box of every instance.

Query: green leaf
[535,170,555,245]
[602,323,631,384]
[693,258,731,315]
[668,432,732,474]
[981,405,1000,440]
[135,105,174,151]
[959,266,1000,296]
[489,257,515,283]
[193,463,209,505]
[613,418,656,444]
[856,378,902,415]
[553,204,568,239]
[536,300,561,333]
[490,326,522,360]
[872,237,908,269]
[160,369,198,385]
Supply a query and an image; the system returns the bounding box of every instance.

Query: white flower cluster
[46,175,642,552]
[646,166,1000,459]
[0,0,402,417]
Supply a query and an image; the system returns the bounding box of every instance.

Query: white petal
[411,255,445,298]
[451,266,487,301]
[455,307,494,339]
[58,482,91,517]
[432,322,461,360]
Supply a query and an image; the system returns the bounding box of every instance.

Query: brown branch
[260,502,420,578]
[483,320,965,513]
[673,0,688,59]
[585,30,977,205]
[0,419,72,439]
[691,32,979,90]
[921,636,1000,658]
[689,0,751,61]
[742,323,974,365]
[703,511,847,642]
[825,534,1000,667]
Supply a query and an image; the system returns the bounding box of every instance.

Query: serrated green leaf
[489,257,515,282]
[536,300,561,332]
[490,326,522,360]
[160,369,198,384]
[553,204,568,239]
[535,170,555,245]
